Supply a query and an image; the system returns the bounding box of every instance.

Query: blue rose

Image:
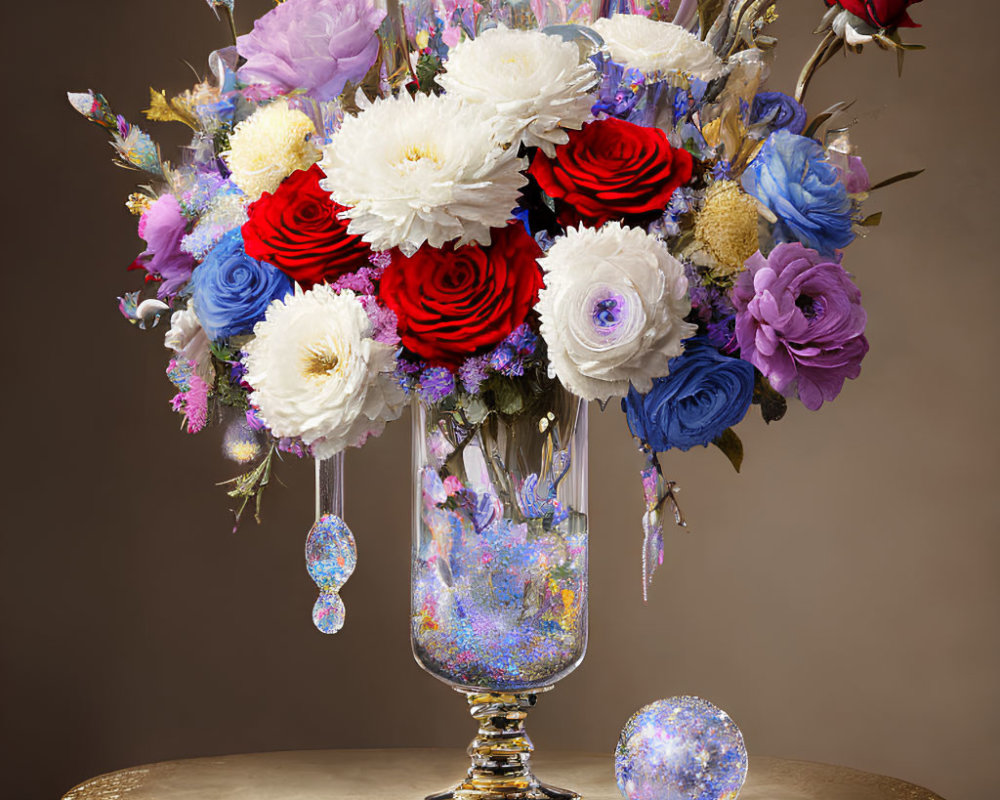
[750,91,807,135]
[622,339,755,451]
[741,129,855,256]
[191,229,293,340]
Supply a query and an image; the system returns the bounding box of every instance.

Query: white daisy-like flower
[242,285,404,458]
[224,99,322,201]
[591,14,726,81]
[537,223,697,402]
[164,302,214,386]
[436,26,598,157]
[319,92,528,253]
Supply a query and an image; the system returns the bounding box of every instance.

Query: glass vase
[411,384,588,800]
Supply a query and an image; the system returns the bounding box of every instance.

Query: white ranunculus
[537,223,697,402]
[436,26,598,157]
[591,14,726,81]
[242,285,404,458]
[319,92,528,254]
[223,99,322,201]
[164,302,214,386]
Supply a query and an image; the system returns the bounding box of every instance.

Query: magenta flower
[135,194,196,299]
[236,0,385,102]
[733,243,869,411]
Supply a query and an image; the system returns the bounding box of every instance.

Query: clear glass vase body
[410,386,588,694]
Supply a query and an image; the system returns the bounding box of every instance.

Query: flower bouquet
[71,0,925,795]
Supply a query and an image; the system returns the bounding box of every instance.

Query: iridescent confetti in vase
[615,697,747,800]
[411,383,589,800]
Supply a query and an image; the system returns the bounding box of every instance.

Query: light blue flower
[742,129,855,255]
[191,230,293,340]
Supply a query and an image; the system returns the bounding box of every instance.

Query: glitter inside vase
[615,696,747,800]
[312,590,346,635]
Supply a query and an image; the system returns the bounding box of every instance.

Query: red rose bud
[241,164,371,289]
[379,224,544,368]
[824,0,922,29]
[528,117,694,229]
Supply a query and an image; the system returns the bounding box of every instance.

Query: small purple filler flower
[733,243,868,411]
[236,0,386,102]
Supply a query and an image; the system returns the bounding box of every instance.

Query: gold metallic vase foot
[427,690,580,800]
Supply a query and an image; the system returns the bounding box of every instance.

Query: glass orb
[615,696,747,800]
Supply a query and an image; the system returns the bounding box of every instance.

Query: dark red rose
[825,0,921,29]
[241,164,371,289]
[528,118,694,228]
[379,224,544,367]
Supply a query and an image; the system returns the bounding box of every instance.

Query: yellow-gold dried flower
[692,180,760,276]
[224,99,321,201]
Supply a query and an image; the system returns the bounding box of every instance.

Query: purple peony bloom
[134,194,196,299]
[733,243,868,411]
[236,0,385,102]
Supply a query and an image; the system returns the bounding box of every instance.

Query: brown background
[2,2,997,799]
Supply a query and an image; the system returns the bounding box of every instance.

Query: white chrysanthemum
[436,26,598,157]
[537,223,697,402]
[243,286,404,458]
[591,14,726,81]
[319,92,528,253]
[164,302,214,386]
[224,99,322,201]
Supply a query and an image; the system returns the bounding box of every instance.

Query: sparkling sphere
[615,696,747,800]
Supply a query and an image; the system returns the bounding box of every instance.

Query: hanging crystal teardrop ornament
[305,453,356,634]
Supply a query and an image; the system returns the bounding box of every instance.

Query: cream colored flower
[164,302,214,386]
[319,92,528,254]
[437,26,598,157]
[224,99,322,201]
[243,285,404,458]
[537,223,697,402]
[591,14,726,81]
[691,180,760,277]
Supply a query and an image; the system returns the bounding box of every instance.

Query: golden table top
[62,748,946,800]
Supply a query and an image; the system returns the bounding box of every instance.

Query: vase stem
[428,690,579,800]
[315,451,344,521]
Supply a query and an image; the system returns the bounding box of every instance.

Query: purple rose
[750,92,807,135]
[134,194,196,299]
[733,243,868,411]
[236,0,386,102]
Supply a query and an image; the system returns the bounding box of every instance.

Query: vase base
[427,690,581,800]
[426,782,580,800]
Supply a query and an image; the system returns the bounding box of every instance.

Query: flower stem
[795,30,843,105]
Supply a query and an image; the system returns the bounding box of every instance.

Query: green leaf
[712,428,744,473]
[869,169,925,192]
[859,212,883,227]
[753,371,787,423]
[698,0,726,39]
[494,379,524,416]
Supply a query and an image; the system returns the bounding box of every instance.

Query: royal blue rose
[191,229,293,340]
[750,91,807,135]
[741,129,855,256]
[622,339,755,451]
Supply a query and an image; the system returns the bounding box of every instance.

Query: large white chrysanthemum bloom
[591,14,726,81]
[319,92,528,253]
[436,26,598,157]
[537,223,697,402]
[224,99,322,201]
[243,286,404,458]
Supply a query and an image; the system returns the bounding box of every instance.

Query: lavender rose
[236,0,386,102]
[733,243,868,411]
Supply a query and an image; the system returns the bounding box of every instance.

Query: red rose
[379,224,544,367]
[241,164,370,289]
[825,0,921,29]
[528,118,694,228]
